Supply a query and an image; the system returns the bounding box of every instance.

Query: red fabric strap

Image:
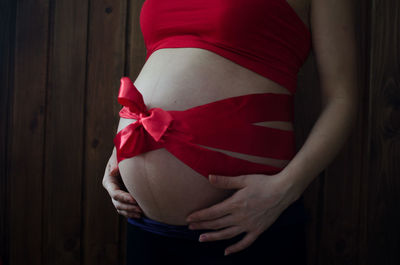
[114,77,296,178]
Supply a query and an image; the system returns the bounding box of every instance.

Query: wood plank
[361,0,400,264]
[315,1,365,264]
[0,1,17,265]
[41,1,89,264]
[120,1,147,263]
[355,0,372,264]
[8,1,50,264]
[126,0,147,78]
[318,145,362,265]
[295,50,325,265]
[83,0,127,264]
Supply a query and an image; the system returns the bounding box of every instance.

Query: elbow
[321,81,359,111]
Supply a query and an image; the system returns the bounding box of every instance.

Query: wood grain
[361,1,400,264]
[82,0,127,264]
[8,1,50,264]
[295,48,324,265]
[120,1,147,263]
[42,1,89,264]
[0,1,16,265]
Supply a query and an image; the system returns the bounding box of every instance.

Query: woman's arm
[186,0,359,256]
[281,0,359,200]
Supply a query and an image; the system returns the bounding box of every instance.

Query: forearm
[280,96,358,202]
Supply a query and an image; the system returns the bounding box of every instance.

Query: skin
[103,0,358,256]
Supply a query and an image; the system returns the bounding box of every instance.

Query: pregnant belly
[116,48,293,225]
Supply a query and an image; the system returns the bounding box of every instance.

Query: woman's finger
[109,163,120,177]
[109,165,120,177]
[108,187,137,205]
[198,226,243,242]
[224,231,259,256]
[104,150,121,181]
[186,196,235,222]
[117,209,141,219]
[103,149,144,214]
[103,164,121,189]
[102,167,123,191]
[189,214,235,230]
[112,198,143,212]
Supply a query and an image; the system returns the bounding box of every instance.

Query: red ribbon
[113,77,296,178]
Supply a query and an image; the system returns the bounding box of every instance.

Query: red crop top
[140,0,312,95]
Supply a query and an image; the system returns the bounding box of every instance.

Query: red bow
[114,78,173,162]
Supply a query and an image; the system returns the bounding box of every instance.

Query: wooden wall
[1,0,398,265]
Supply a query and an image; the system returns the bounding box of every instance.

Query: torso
[117,0,311,225]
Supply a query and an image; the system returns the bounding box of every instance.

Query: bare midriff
[115,0,311,226]
[115,46,297,225]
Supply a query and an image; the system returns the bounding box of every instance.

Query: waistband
[127,215,213,241]
[127,197,310,241]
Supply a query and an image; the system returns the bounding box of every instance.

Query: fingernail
[209,174,218,182]
[224,250,230,256]
[199,235,206,242]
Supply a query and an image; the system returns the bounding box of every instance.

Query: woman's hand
[186,173,301,256]
[102,147,143,219]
